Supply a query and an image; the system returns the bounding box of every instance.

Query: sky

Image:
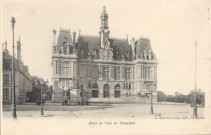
[1,0,211,95]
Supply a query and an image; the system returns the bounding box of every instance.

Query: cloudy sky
[1,0,211,94]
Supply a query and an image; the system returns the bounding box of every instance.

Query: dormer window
[80,48,85,57]
[126,50,129,57]
[93,48,98,56]
[147,53,151,59]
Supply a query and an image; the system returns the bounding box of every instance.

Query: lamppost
[147,83,155,114]
[193,40,198,118]
[11,17,17,118]
[36,79,44,116]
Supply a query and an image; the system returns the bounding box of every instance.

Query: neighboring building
[51,7,158,104]
[26,76,49,103]
[2,39,32,104]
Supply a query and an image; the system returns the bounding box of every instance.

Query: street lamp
[11,17,17,118]
[147,83,155,114]
[193,40,198,118]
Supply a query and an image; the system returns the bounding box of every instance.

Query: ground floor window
[92,90,99,98]
[115,90,120,98]
[3,88,9,100]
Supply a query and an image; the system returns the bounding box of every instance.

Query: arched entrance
[92,83,99,98]
[103,84,110,98]
[115,84,121,98]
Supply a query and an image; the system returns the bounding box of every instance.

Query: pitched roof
[110,38,133,61]
[3,51,31,79]
[3,51,13,59]
[77,35,133,60]
[57,29,73,50]
[135,38,153,57]
[77,35,100,59]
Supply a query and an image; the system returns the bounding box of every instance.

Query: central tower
[99,6,110,48]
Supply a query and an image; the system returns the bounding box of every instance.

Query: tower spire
[99,6,110,48]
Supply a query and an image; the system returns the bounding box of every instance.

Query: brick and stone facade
[51,7,158,104]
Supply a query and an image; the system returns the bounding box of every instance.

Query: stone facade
[2,39,32,104]
[51,7,158,104]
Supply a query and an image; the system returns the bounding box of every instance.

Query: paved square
[2,103,204,119]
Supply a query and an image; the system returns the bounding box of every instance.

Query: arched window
[92,83,99,98]
[115,84,121,98]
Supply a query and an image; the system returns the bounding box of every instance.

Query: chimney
[73,31,76,44]
[130,38,135,58]
[17,37,22,61]
[53,29,57,46]
[3,42,9,53]
[4,42,7,50]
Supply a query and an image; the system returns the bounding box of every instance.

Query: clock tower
[99,6,110,48]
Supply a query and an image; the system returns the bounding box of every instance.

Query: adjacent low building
[51,7,158,104]
[2,39,32,104]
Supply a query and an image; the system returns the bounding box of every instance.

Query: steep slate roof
[3,51,13,59]
[135,38,154,58]
[3,51,23,70]
[77,35,100,59]
[109,38,133,61]
[57,29,73,50]
[77,35,133,60]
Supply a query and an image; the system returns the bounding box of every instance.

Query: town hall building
[51,7,158,105]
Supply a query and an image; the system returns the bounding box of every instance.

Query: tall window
[62,61,66,75]
[3,88,9,100]
[80,64,87,78]
[3,74,9,85]
[114,67,117,80]
[117,67,120,80]
[114,67,120,80]
[92,65,98,79]
[88,64,92,78]
[149,67,152,78]
[55,61,59,74]
[143,67,146,78]
[122,67,125,79]
[102,66,109,80]
[92,83,99,98]
[66,62,72,75]
[126,68,131,80]
[125,83,131,90]
[115,84,121,98]
[55,61,61,75]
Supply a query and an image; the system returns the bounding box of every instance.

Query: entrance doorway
[103,84,110,98]
[92,83,99,98]
[115,84,121,98]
